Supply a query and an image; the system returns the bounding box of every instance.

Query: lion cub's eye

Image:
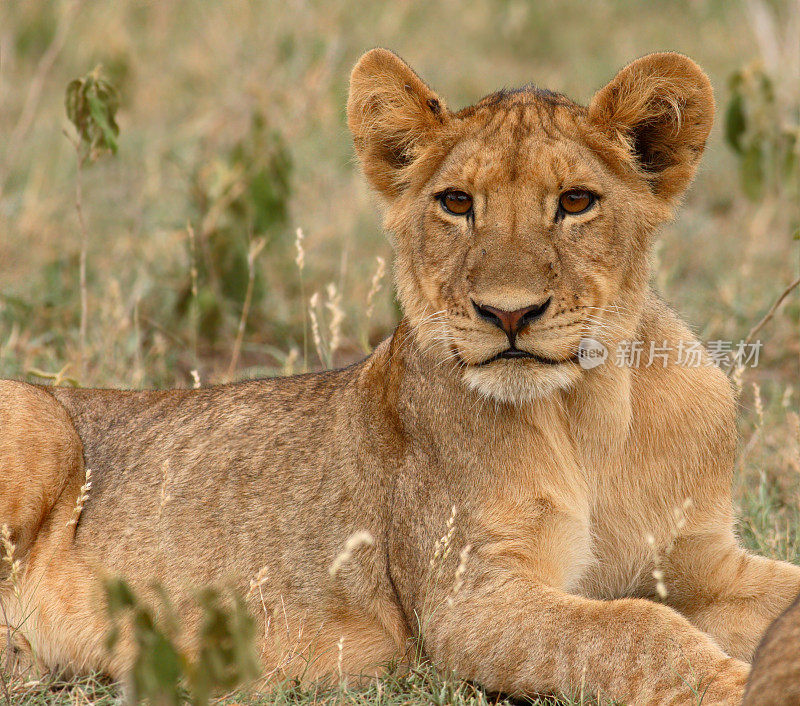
[558,189,596,215]
[440,190,473,216]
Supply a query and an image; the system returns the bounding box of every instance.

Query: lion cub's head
[347,49,713,404]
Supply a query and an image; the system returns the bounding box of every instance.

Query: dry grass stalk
[782,385,794,409]
[227,236,266,379]
[329,531,374,578]
[448,543,472,606]
[647,497,694,600]
[67,468,93,528]
[753,382,765,430]
[294,227,306,272]
[1,525,21,595]
[336,635,345,683]
[283,348,299,376]
[247,566,269,598]
[325,282,344,363]
[187,221,200,369]
[74,142,89,382]
[309,292,324,366]
[431,505,457,567]
[788,412,800,474]
[726,274,800,374]
[295,227,309,371]
[365,256,386,320]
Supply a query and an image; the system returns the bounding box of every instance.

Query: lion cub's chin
[462,361,581,405]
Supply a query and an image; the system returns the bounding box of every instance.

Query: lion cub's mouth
[479,348,577,366]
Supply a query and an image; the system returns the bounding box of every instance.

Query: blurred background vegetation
[0,0,798,703]
[1,0,797,386]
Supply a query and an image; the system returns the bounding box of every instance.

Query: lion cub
[3,49,800,704]
[744,592,800,705]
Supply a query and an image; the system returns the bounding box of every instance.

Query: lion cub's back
[47,369,367,591]
[744,591,800,705]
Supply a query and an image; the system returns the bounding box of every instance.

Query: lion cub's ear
[588,52,714,204]
[348,48,448,197]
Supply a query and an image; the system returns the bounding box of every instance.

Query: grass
[2,667,594,706]
[1,0,799,703]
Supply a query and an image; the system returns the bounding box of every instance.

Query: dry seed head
[1,524,21,590]
[67,468,93,527]
[329,531,374,578]
[1,524,13,558]
[430,505,456,567]
[448,543,472,606]
[365,256,386,320]
[283,347,299,376]
[441,505,457,561]
[645,532,667,600]
[190,369,201,389]
[673,497,693,532]
[325,283,344,358]
[783,386,794,409]
[248,566,269,598]
[652,569,668,600]
[309,292,324,365]
[753,382,764,428]
[337,635,345,681]
[431,505,458,566]
[789,412,800,474]
[294,227,305,272]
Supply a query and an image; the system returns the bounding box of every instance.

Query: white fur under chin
[462,362,580,405]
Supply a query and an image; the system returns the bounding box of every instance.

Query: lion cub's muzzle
[471,297,551,345]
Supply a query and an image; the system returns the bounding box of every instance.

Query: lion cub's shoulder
[629,292,736,464]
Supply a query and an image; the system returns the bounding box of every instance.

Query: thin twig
[727,275,800,373]
[74,148,89,381]
[227,237,265,379]
[187,222,200,370]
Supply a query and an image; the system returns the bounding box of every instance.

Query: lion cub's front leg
[400,495,748,704]
[418,561,747,705]
[665,529,800,661]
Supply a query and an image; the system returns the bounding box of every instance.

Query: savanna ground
[1,0,798,703]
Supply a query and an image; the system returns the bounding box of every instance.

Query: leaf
[65,66,120,161]
[724,92,747,155]
[740,142,765,201]
[780,129,798,179]
[86,90,119,154]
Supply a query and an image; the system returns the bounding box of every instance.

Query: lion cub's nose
[472,298,552,343]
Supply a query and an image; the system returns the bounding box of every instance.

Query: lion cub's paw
[693,658,749,705]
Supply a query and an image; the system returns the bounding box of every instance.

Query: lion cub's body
[3,50,800,704]
[744,593,800,705]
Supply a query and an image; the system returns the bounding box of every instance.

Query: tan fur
[743,591,800,705]
[2,50,799,704]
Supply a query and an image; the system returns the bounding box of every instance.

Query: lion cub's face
[348,50,713,404]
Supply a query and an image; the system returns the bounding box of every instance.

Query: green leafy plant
[105,578,261,706]
[64,65,122,381]
[724,63,799,212]
[178,112,292,343]
[65,65,121,163]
